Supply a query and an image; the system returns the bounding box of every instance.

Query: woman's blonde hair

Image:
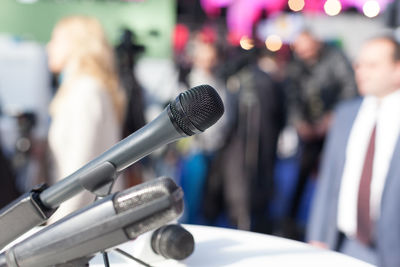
[50,15,125,123]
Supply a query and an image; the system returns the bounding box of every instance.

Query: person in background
[179,27,230,224]
[307,35,400,267]
[0,142,19,209]
[46,16,126,223]
[115,28,146,188]
[187,27,229,155]
[115,28,145,140]
[204,45,284,233]
[284,30,357,239]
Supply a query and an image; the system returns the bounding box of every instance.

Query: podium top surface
[89,224,375,267]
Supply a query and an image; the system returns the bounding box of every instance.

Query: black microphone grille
[169,84,224,136]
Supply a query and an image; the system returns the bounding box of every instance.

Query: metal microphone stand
[76,167,153,267]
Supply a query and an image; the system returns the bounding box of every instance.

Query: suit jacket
[306,97,400,267]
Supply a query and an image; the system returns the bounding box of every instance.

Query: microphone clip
[0,184,57,250]
[79,161,118,197]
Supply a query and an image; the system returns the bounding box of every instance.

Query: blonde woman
[47,16,126,223]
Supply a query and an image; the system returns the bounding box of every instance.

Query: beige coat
[48,75,121,223]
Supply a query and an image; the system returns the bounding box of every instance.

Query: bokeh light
[363,0,380,18]
[240,36,254,50]
[324,0,342,16]
[265,34,282,52]
[288,0,305,12]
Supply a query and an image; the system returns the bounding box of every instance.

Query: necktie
[357,125,376,245]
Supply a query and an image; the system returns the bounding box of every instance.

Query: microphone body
[0,177,183,267]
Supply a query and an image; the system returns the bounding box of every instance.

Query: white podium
[89,224,375,267]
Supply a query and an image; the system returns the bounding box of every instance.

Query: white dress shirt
[338,90,400,238]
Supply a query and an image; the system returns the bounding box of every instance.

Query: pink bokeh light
[200,0,394,40]
[303,0,324,12]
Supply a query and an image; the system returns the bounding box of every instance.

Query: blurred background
[0,0,397,241]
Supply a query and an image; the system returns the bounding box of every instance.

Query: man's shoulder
[322,43,344,56]
[321,44,349,63]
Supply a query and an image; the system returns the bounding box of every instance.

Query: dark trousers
[285,138,324,240]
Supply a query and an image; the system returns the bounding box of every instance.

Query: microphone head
[113,177,184,239]
[151,224,195,260]
[168,84,224,136]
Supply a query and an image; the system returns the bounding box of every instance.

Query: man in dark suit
[284,31,357,239]
[307,35,400,267]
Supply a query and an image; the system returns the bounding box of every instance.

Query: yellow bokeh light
[324,0,342,16]
[288,0,305,12]
[240,36,254,50]
[363,0,380,18]
[265,35,282,52]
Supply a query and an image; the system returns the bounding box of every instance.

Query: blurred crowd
[0,16,355,231]
[0,16,349,233]
[1,8,400,267]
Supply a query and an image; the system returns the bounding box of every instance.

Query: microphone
[151,224,195,260]
[0,177,184,267]
[118,224,194,264]
[0,84,224,249]
[41,84,224,207]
